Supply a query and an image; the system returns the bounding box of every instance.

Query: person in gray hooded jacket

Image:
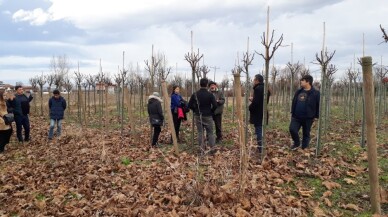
[208,81,225,143]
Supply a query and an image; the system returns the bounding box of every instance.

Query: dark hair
[300,74,313,86]
[200,78,208,87]
[208,81,217,87]
[254,74,264,83]
[171,85,179,95]
[14,85,22,91]
[53,89,60,95]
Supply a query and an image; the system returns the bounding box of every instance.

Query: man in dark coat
[289,74,320,150]
[147,92,164,147]
[208,81,225,143]
[8,85,33,142]
[48,90,67,140]
[249,74,265,153]
[188,78,217,155]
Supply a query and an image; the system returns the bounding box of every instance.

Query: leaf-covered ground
[0,111,387,216]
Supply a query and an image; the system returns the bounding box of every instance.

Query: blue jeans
[289,118,314,148]
[49,119,62,139]
[15,115,30,142]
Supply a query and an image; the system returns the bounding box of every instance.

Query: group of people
[1,74,319,155]
[148,74,320,155]
[0,86,67,153]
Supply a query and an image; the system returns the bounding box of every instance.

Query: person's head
[200,78,209,88]
[208,81,217,91]
[300,74,313,88]
[53,89,60,98]
[15,85,23,95]
[253,74,264,85]
[172,85,180,94]
[152,92,160,98]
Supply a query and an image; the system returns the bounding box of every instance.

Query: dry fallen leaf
[343,178,357,185]
[313,206,326,217]
[322,191,333,198]
[323,198,332,207]
[322,181,341,190]
[343,203,361,212]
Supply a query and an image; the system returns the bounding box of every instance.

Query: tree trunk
[361,56,381,215]
[234,74,247,199]
[161,81,179,155]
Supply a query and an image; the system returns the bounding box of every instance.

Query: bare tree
[171,74,184,88]
[200,65,210,79]
[36,73,46,116]
[256,7,284,158]
[375,64,388,126]
[379,24,388,44]
[46,74,55,94]
[63,77,73,116]
[50,55,70,90]
[286,62,302,111]
[241,44,254,146]
[314,49,336,155]
[74,70,84,126]
[144,45,161,92]
[29,77,38,114]
[184,48,203,146]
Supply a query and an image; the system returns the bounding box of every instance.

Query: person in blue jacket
[170,85,186,142]
[48,90,67,140]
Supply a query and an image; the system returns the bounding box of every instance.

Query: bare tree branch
[379,24,388,44]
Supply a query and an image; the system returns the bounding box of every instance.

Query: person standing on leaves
[249,74,266,154]
[208,81,225,143]
[8,85,33,143]
[170,85,186,142]
[0,89,14,153]
[188,78,217,155]
[289,74,320,150]
[148,92,164,147]
[48,90,67,140]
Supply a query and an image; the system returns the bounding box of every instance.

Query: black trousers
[15,115,30,142]
[0,128,13,152]
[289,118,314,148]
[212,114,222,140]
[172,113,181,139]
[151,125,161,146]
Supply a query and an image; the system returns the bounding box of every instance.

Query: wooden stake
[361,56,381,214]
[234,73,246,198]
[161,80,179,155]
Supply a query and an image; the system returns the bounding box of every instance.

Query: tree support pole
[361,56,381,215]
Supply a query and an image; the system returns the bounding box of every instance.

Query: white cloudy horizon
[1,0,387,85]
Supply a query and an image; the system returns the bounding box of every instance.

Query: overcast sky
[0,0,387,85]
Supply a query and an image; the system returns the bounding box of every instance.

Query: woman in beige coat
[0,89,13,153]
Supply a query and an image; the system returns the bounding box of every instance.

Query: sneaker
[208,149,217,156]
[291,144,300,151]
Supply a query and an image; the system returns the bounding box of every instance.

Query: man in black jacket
[8,86,33,143]
[289,75,320,150]
[249,74,265,153]
[188,78,217,154]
